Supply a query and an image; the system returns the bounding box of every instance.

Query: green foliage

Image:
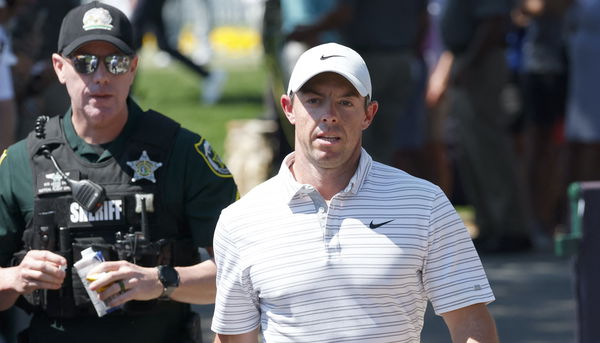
[132,62,267,157]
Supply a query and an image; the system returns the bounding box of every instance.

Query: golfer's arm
[214,327,259,343]
[442,303,499,343]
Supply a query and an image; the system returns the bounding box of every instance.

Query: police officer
[0,2,237,342]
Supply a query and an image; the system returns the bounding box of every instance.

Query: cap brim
[61,34,134,56]
[289,68,369,97]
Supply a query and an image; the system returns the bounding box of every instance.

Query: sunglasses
[68,54,133,75]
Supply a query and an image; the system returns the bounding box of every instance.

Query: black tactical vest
[15,111,199,318]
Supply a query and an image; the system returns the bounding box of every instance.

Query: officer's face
[281,72,377,172]
[52,41,138,135]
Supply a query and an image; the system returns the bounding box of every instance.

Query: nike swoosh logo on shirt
[369,220,394,229]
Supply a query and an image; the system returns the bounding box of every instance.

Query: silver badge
[126,150,162,183]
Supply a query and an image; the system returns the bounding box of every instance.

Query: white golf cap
[287,43,372,98]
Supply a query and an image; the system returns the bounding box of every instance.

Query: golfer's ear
[281,94,296,125]
[362,100,378,130]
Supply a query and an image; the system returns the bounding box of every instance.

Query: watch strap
[157,265,179,300]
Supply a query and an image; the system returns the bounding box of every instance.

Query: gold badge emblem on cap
[82,7,114,31]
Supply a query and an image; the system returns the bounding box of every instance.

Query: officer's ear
[129,55,139,75]
[52,53,67,84]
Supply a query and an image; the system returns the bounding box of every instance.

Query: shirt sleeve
[0,142,32,267]
[170,130,238,249]
[422,189,495,315]
[211,211,261,335]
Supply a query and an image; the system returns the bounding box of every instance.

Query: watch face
[160,265,179,287]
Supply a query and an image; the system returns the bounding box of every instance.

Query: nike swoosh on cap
[369,219,394,229]
[320,54,344,60]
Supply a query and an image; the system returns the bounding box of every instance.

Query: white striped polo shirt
[212,149,494,342]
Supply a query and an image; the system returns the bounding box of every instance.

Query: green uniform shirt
[0,99,237,342]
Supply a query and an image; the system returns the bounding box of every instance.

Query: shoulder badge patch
[194,139,232,178]
[127,150,162,183]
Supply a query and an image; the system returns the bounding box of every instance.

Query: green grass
[132,61,268,156]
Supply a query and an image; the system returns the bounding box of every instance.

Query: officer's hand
[86,261,162,308]
[10,250,66,294]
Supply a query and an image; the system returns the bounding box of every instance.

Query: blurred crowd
[262,0,600,254]
[0,0,75,153]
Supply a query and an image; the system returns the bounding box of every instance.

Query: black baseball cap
[57,1,134,56]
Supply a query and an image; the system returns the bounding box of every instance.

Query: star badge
[126,150,162,183]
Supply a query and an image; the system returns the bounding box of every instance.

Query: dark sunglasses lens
[71,55,98,74]
[104,55,131,75]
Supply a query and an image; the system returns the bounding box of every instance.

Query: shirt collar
[278,148,373,204]
[62,98,143,162]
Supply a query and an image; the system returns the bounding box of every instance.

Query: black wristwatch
[156,265,180,300]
